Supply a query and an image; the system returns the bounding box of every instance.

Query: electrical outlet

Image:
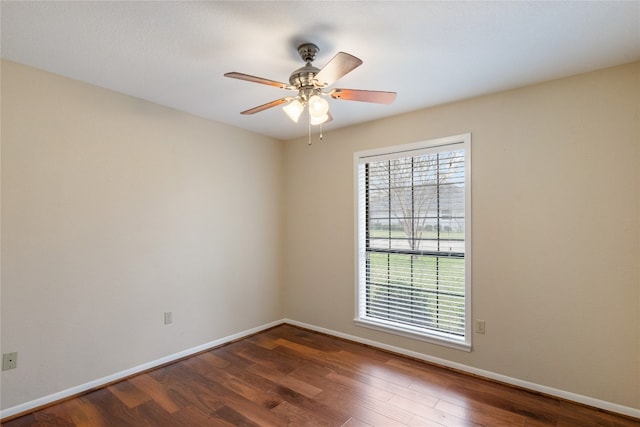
[475,320,486,334]
[2,352,17,370]
[164,312,173,325]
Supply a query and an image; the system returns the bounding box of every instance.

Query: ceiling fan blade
[314,52,363,87]
[330,88,397,104]
[224,72,294,90]
[240,98,291,115]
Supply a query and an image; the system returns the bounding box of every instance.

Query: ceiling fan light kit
[282,99,304,123]
[224,42,397,142]
[307,95,329,121]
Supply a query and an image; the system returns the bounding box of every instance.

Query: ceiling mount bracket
[297,43,319,63]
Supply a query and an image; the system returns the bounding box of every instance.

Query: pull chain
[306,112,326,145]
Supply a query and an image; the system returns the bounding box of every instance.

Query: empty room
[1,1,639,426]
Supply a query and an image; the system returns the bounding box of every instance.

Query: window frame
[354,133,472,351]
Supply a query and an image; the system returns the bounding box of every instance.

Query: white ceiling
[2,1,639,141]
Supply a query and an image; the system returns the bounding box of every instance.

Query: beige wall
[1,60,285,409]
[283,62,640,409]
[2,58,638,414]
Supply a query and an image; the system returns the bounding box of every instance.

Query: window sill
[354,317,472,352]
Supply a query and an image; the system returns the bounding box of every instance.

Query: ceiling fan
[224,43,397,127]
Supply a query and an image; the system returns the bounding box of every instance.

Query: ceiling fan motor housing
[289,65,321,95]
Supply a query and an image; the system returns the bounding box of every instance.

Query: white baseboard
[284,318,640,420]
[0,319,284,420]
[3,318,638,421]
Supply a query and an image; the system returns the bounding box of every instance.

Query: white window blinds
[355,135,471,350]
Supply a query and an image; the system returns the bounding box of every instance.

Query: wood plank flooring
[3,324,639,426]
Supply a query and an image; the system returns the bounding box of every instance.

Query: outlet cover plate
[2,352,17,370]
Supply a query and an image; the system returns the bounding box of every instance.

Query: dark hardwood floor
[3,324,639,426]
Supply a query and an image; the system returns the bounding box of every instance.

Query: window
[355,134,471,351]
